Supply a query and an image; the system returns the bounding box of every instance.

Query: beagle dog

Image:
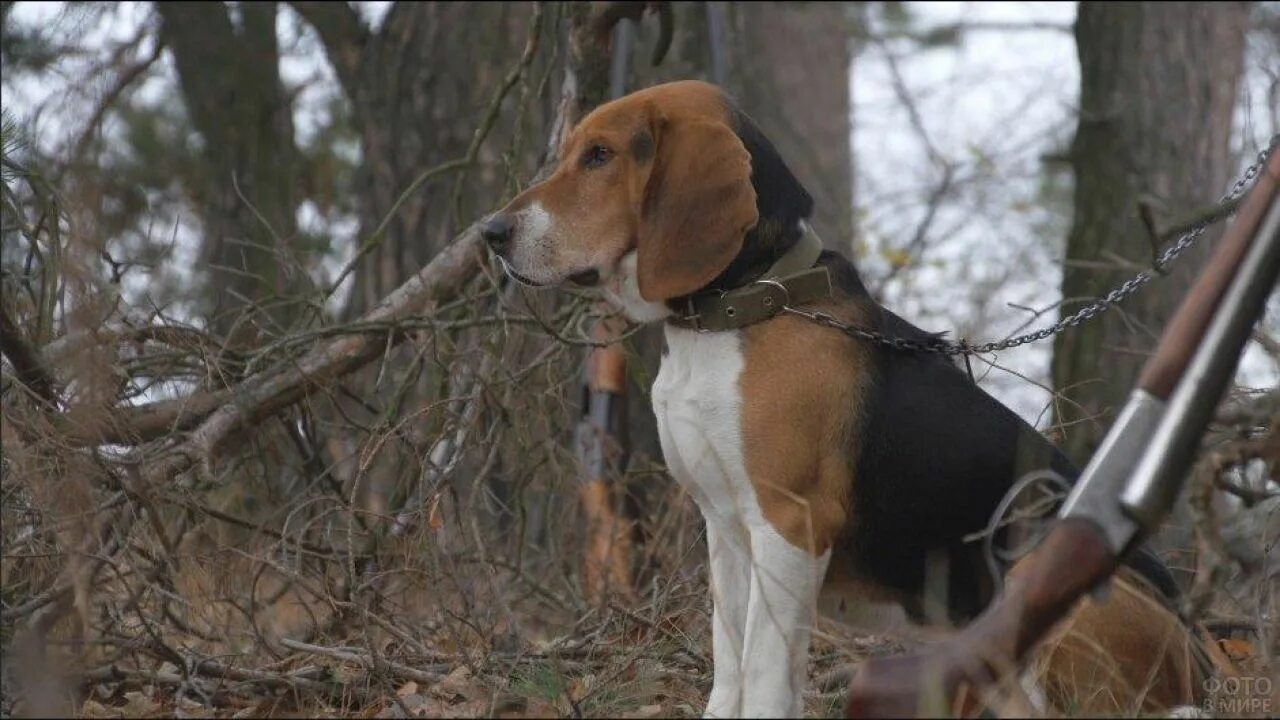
[483,80,1228,717]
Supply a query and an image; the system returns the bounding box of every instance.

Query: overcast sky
[853,1,1080,421]
[855,1,1276,422]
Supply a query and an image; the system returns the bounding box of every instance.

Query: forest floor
[14,557,1274,719]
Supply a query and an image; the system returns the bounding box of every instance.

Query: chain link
[785,137,1277,358]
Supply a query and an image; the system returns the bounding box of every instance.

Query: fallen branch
[83,656,379,708]
[138,227,485,486]
[279,637,447,685]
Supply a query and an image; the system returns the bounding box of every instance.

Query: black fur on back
[823,251,1179,621]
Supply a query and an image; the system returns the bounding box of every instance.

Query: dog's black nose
[481,214,514,253]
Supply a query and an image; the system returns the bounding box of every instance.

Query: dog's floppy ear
[636,112,758,302]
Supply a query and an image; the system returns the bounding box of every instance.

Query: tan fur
[633,110,757,300]
[1026,569,1223,715]
[818,559,917,632]
[738,299,874,555]
[492,80,756,298]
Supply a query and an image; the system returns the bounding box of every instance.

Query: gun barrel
[1061,149,1279,553]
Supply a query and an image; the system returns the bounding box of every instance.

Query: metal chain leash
[784,137,1278,358]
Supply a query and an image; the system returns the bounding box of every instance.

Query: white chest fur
[651,328,756,521]
[653,325,829,718]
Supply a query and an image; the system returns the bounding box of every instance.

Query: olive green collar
[667,223,832,332]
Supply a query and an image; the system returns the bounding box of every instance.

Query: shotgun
[845,148,1280,718]
[576,10,644,603]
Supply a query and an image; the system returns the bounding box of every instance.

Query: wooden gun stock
[845,148,1279,718]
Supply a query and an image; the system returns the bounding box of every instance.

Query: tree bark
[1052,1,1248,465]
[291,2,542,316]
[285,1,552,522]
[730,1,855,253]
[156,2,304,340]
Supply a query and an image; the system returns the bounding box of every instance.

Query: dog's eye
[581,144,614,169]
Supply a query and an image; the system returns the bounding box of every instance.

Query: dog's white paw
[703,685,740,719]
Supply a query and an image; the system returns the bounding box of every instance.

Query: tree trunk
[292,2,542,317]
[287,1,553,519]
[1052,1,1248,466]
[156,2,303,341]
[730,1,855,253]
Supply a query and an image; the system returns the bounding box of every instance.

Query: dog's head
[483,80,811,321]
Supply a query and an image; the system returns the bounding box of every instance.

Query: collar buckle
[753,277,792,315]
[666,224,829,333]
[680,296,707,332]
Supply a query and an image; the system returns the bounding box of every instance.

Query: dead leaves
[80,691,167,719]
[379,665,550,719]
[431,665,477,702]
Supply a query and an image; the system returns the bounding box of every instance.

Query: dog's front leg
[739,525,829,718]
[703,519,752,718]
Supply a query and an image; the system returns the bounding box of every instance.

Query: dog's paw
[703,685,740,719]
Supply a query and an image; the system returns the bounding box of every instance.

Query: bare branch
[63,34,166,176]
[0,301,58,406]
[288,0,369,97]
[139,227,486,486]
